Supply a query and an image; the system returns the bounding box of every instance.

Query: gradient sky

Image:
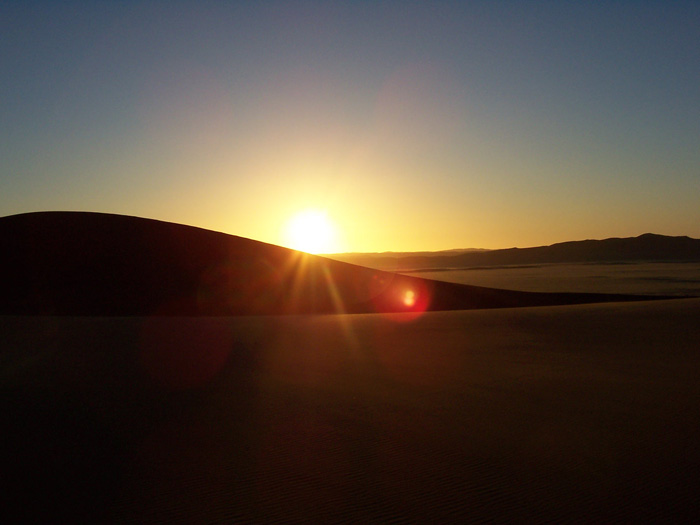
[2,1,699,252]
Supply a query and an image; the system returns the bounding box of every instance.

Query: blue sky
[2,1,699,251]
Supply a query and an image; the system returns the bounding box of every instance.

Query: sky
[2,1,699,252]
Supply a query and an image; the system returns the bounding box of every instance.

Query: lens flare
[373,279,432,322]
[403,289,416,307]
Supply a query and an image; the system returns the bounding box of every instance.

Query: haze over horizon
[2,1,699,252]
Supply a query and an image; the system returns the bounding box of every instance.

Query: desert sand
[3,298,700,522]
[1,212,672,317]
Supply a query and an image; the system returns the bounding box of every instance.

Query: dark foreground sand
[2,299,700,522]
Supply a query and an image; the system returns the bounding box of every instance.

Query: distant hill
[0,212,674,316]
[330,234,700,271]
[328,248,490,258]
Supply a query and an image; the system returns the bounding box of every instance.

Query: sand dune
[0,212,675,316]
[2,299,700,521]
[2,211,698,521]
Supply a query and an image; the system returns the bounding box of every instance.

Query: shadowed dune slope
[0,212,673,316]
[2,299,700,521]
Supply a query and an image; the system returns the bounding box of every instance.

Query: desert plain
[3,297,700,522]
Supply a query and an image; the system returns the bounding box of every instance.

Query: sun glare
[283,209,340,254]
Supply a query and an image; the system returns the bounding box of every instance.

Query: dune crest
[0,212,673,316]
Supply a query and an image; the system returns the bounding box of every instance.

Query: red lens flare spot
[375,279,432,322]
[403,289,416,307]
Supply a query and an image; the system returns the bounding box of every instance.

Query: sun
[282,209,341,254]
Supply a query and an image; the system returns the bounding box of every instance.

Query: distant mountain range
[329,234,700,271]
[0,212,672,316]
[328,248,490,258]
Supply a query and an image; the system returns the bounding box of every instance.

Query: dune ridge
[0,211,678,316]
